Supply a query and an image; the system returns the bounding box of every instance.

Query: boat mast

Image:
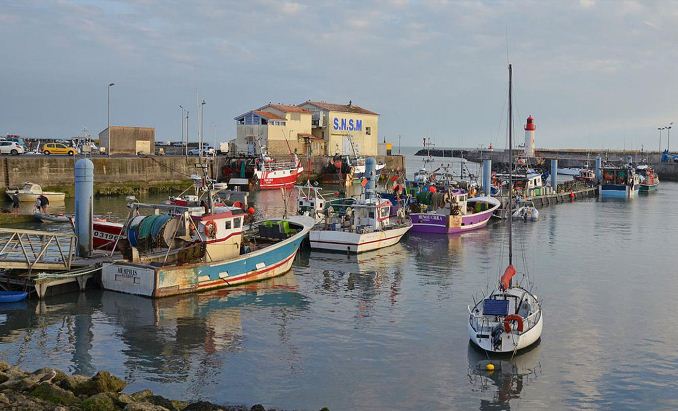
[508,64,513,267]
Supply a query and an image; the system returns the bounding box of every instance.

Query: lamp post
[668,122,673,153]
[179,105,185,155]
[107,82,115,156]
[199,99,206,157]
[658,127,664,153]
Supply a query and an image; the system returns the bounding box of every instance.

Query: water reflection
[467,344,542,410]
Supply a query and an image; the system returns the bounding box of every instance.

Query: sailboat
[467,64,543,353]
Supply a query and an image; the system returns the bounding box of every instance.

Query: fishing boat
[599,164,640,199]
[296,181,327,223]
[468,64,543,354]
[5,182,65,203]
[309,158,412,253]
[93,219,124,250]
[573,168,596,184]
[409,189,500,234]
[254,146,303,190]
[636,165,659,192]
[101,190,313,298]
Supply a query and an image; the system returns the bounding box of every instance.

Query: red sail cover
[500,264,516,290]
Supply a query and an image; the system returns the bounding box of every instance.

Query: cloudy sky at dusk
[1,0,677,149]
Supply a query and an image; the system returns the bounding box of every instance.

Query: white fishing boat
[6,182,65,203]
[468,64,543,354]
[296,180,327,223]
[309,158,412,254]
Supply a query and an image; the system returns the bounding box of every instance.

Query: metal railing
[0,228,76,271]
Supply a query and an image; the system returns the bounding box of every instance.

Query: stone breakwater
[0,361,328,411]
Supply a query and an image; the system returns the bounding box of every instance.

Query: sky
[1,0,677,150]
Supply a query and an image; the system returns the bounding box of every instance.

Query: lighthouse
[524,115,536,157]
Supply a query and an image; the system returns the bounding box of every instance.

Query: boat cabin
[323,198,392,233]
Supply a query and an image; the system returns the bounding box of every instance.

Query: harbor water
[1,151,677,409]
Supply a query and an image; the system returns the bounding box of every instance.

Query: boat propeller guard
[503,314,524,333]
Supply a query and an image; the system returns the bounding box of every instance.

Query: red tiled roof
[299,101,378,115]
[260,103,311,114]
[253,110,284,120]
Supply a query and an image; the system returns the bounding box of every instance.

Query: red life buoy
[504,314,524,333]
[204,220,217,238]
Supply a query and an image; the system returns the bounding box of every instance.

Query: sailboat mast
[508,64,513,266]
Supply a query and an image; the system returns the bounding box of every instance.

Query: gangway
[0,228,76,271]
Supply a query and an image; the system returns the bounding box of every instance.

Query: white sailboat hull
[468,313,543,353]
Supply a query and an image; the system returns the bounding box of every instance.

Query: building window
[234,218,241,228]
[291,113,300,121]
[366,127,371,135]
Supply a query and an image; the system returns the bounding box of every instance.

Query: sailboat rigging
[467,64,543,354]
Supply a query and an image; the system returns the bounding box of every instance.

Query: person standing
[38,194,49,214]
[11,190,20,214]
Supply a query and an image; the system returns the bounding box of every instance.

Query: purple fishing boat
[410,190,500,234]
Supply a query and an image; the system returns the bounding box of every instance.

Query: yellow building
[234,103,318,157]
[298,101,379,156]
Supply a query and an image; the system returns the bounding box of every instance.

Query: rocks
[30,383,81,406]
[0,363,279,411]
[72,370,127,396]
[82,392,118,411]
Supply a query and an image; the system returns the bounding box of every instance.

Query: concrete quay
[0,154,406,197]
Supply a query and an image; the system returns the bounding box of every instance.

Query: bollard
[75,158,94,257]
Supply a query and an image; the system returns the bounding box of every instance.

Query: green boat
[637,165,659,193]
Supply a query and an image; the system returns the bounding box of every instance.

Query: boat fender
[204,220,217,239]
[503,314,524,333]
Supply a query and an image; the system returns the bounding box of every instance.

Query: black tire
[10,149,17,155]
[44,150,50,155]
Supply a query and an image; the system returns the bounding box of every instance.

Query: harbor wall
[654,163,678,182]
[0,156,203,197]
[0,154,406,198]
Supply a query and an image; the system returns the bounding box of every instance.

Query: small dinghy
[0,291,28,303]
[512,200,539,221]
[34,212,71,223]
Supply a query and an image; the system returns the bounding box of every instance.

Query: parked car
[171,141,186,147]
[188,144,215,156]
[0,141,24,155]
[2,137,27,150]
[42,143,77,155]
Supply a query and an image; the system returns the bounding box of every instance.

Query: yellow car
[42,143,77,156]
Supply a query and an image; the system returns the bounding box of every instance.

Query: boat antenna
[508,63,513,268]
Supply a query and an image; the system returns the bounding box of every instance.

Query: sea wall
[654,162,678,182]
[0,156,210,197]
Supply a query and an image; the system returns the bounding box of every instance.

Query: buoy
[429,185,437,193]
[233,201,242,208]
[569,191,575,201]
[486,363,495,371]
[247,207,255,215]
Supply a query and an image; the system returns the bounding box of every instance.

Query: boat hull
[600,184,639,199]
[410,197,499,234]
[255,166,303,189]
[93,220,124,250]
[639,183,658,192]
[6,191,65,203]
[309,224,411,253]
[468,313,543,354]
[101,220,310,298]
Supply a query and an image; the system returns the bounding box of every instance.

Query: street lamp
[185,111,189,158]
[658,127,664,154]
[179,105,185,155]
[200,99,206,157]
[667,122,673,153]
[107,82,115,156]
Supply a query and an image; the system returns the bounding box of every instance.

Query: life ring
[204,220,217,239]
[503,314,524,333]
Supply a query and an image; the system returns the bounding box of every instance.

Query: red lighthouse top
[524,115,536,131]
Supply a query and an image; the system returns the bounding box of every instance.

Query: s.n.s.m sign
[333,117,363,131]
